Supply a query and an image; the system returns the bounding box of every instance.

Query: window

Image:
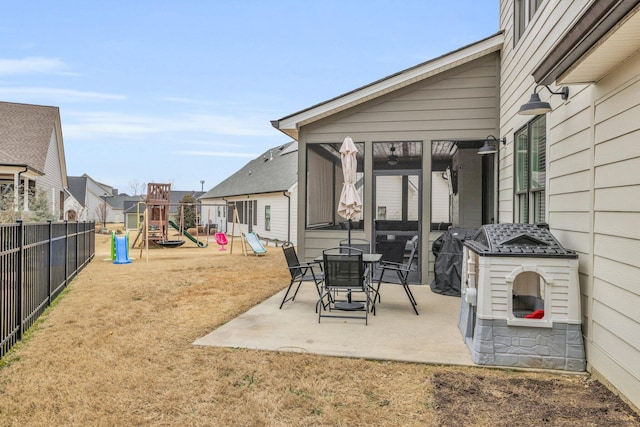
[514,115,546,223]
[229,200,257,225]
[377,206,387,221]
[506,267,552,327]
[512,271,545,319]
[306,142,364,229]
[265,206,271,231]
[514,0,544,44]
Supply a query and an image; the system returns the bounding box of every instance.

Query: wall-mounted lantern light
[518,84,569,115]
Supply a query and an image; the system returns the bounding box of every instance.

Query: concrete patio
[194,282,474,366]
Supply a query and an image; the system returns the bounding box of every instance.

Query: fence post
[48,220,53,307]
[64,220,69,288]
[16,219,24,341]
[75,221,79,273]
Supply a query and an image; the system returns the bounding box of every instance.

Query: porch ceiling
[558,4,640,84]
[533,0,640,85]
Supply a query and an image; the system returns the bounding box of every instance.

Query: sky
[1,1,498,194]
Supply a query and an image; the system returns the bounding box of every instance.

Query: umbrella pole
[348,219,352,247]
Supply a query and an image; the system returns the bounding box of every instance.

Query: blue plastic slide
[243,232,267,255]
[113,234,132,264]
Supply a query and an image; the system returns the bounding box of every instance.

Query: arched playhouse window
[506,266,553,328]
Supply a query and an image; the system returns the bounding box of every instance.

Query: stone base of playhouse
[466,319,585,371]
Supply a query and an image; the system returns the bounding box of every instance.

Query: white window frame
[514,0,544,45]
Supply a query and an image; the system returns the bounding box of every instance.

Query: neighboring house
[66,174,141,225]
[272,0,640,408]
[63,189,87,221]
[199,141,298,245]
[123,200,144,230]
[0,101,68,218]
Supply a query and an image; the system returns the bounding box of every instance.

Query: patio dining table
[313,253,382,265]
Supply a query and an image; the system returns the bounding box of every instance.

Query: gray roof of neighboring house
[0,101,60,174]
[108,193,143,210]
[67,176,89,205]
[200,141,297,199]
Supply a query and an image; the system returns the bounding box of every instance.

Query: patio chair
[318,246,371,325]
[372,236,419,315]
[280,242,326,311]
[339,238,371,254]
[340,238,378,301]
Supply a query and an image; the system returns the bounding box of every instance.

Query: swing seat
[214,232,228,250]
[156,240,185,248]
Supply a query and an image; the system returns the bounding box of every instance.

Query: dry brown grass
[0,227,638,426]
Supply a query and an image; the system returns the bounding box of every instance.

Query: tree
[28,189,58,222]
[179,194,197,229]
[129,179,146,196]
[0,188,57,223]
[96,198,108,229]
[0,187,18,223]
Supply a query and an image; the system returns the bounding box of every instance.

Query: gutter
[222,197,228,233]
[283,191,291,243]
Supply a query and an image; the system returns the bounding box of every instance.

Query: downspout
[283,191,291,243]
[222,197,228,233]
[15,165,28,212]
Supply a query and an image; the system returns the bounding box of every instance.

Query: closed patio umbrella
[338,136,362,246]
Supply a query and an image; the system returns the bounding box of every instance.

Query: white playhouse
[458,223,585,371]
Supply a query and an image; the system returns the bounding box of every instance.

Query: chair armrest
[379,261,416,272]
[380,261,404,268]
[300,261,324,270]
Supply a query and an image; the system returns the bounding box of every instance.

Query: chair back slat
[282,242,303,279]
[323,247,364,289]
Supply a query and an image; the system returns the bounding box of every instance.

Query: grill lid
[464,223,577,258]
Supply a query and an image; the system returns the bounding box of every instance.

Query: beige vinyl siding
[299,53,500,283]
[38,129,66,218]
[588,50,640,406]
[499,0,594,332]
[499,0,592,223]
[501,0,640,408]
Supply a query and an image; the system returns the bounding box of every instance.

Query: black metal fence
[1,221,95,359]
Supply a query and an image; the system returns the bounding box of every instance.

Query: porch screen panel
[407,175,420,221]
[307,149,333,226]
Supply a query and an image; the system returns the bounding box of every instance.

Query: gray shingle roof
[0,101,60,174]
[67,176,88,205]
[201,141,297,198]
[465,223,578,258]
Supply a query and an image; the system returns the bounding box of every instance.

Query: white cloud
[62,110,275,140]
[0,57,67,75]
[173,150,257,158]
[0,87,125,102]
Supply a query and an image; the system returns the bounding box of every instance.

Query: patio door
[373,171,421,284]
